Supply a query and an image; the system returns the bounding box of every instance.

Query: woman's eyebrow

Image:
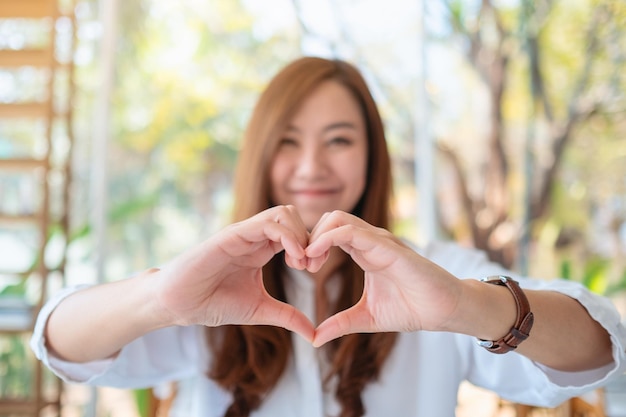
[286,121,357,133]
[323,121,357,132]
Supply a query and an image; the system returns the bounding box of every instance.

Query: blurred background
[0,0,625,416]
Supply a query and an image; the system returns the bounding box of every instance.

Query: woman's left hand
[306,210,464,347]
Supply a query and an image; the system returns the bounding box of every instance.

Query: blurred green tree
[438,0,626,271]
[104,0,302,274]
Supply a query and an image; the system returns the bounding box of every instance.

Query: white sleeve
[514,277,626,391]
[457,330,620,407]
[30,285,204,389]
[423,241,626,405]
[458,287,626,408]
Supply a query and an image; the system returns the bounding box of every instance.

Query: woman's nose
[296,145,326,177]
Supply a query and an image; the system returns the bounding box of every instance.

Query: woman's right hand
[44,205,315,363]
[153,205,315,341]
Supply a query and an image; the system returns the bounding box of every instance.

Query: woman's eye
[328,136,352,146]
[278,137,298,147]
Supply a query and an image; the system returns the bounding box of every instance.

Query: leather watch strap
[476,275,534,354]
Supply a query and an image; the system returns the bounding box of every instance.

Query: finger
[305,248,330,273]
[272,205,309,244]
[282,205,310,245]
[226,205,307,250]
[307,211,377,255]
[308,210,331,237]
[308,210,363,242]
[264,205,311,260]
[284,252,307,270]
[306,224,374,259]
[262,221,306,259]
[251,298,315,343]
[309,226,405,278]
[312,304,373,347]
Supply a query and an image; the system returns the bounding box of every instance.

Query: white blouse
[31,241,626,416]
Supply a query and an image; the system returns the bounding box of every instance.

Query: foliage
[0,335,32,398]
[435,0,626,271]
[100,0,302,276]
[133,388,152,417]
[0,219,84,401]
[560,257,626,297]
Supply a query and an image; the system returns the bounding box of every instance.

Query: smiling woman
[30,57,626,417]
[269,80,368,230]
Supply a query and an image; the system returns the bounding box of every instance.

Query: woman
[32,57,626,417]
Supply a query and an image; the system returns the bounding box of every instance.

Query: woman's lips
[291,188,339,197]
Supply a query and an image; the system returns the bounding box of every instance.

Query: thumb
[257,300,316,343]
[312,304,372,348]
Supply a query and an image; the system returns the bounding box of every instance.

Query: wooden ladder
[0,0,75,415]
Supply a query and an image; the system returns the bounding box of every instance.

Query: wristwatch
[476,275,534,354]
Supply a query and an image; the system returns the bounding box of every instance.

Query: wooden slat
[0,0,56,18]
[0,399,31,412]
[0,399,35,412]
[0,158,47,170]
[0,213,42,226]
[0,102,49,118]
[0,398,59,412]
[0,49,51,67]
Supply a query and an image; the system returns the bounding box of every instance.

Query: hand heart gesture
[153,207,462,347]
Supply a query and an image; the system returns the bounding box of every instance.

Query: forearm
[45,268,169,363]
[449,279,613,372]
[517,290,613,371]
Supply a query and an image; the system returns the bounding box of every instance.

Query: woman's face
[270,80,368,230]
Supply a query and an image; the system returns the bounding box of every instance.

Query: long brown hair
[207,57,398,417]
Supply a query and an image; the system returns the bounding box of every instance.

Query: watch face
[476,339,495,348]
[480,275,510,285]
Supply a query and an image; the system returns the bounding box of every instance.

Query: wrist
[476,276,534,353]
[443,278,518,341]
[133,268,179,330]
